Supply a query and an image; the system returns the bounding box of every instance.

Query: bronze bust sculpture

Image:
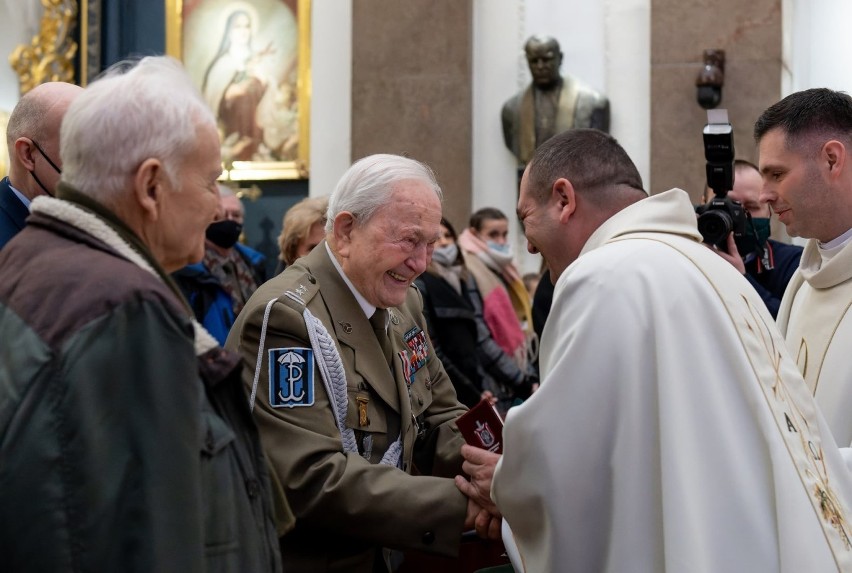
[502,35,610,166]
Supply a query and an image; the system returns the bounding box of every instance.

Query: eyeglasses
[30,139,61,174]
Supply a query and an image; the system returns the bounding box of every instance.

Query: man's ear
[552,177,577,223]
[13,139,37,170]
[133,158,166,221]
[332,211,356,257]
[823,140,847,181]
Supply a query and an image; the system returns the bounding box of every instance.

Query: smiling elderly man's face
[339,181,442,309]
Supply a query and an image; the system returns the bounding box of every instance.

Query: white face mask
[487,241,511,256]
[432,243,459,266]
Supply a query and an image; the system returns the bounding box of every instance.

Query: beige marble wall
[650,0,782,202]
[351,0,473,229]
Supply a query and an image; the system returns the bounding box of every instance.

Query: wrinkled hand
[705,233,745,274]
[455,444,501,516]
[464,498,502,540]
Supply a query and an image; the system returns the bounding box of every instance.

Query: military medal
[356,395,370,427]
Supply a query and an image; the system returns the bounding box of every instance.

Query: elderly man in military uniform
[227,154,495,572]
[502,35,610,166]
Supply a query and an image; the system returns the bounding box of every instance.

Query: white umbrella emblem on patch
[277,351,307,402]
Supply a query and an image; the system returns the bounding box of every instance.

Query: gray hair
[60,56,217,202]
[325,154,443,232]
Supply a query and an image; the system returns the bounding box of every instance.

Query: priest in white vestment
[755,88,852,448]
[456,129,852,572]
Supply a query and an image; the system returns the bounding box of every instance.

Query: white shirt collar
[820,226,852,250]
[819,227,852,263]
[325,242,377,319]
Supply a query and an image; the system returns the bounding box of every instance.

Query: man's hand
[455,444,501,516]
[464,498,502,540]
[705,232,745,274]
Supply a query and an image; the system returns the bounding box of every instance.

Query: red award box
[456,399,504,454]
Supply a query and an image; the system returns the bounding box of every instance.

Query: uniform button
[245,479,260,499]
[205,431,215,451]
[422,531,435,545]
[418,396,424,405]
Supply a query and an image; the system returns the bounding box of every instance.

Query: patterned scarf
[457,228,533,332]
[204,245,259,316]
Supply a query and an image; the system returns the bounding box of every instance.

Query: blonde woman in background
[275,195,328,273]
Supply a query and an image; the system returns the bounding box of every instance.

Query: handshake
[456,444,503,540]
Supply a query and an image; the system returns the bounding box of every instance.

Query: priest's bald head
[517,128,648,279]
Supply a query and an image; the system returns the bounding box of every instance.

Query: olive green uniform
[227,243,469,572]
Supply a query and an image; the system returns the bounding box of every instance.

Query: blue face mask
[431,243,459,266]
[487,241,511,255]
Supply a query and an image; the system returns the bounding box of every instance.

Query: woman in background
[275,195,328,274]
[416,218,535,414]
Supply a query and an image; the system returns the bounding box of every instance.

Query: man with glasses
[0,81,82,249]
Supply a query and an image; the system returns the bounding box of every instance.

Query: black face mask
[206,220,242,249]
[734,217,771,257]
[29,139,61,197]
[29,170,54,197]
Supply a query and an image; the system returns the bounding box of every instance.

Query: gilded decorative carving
[10,0,79,95]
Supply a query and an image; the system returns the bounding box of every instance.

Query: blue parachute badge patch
[269,347,315,408]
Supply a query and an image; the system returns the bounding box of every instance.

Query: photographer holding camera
[702,160,803,318]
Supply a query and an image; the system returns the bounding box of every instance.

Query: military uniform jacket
[227,242,469,572]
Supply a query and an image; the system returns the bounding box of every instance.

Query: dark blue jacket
[0,177,29,250]
[744,239,803,318]
[173,243,267,345]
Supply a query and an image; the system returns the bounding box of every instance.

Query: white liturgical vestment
[777,236,852,447]
[493,189,852,573]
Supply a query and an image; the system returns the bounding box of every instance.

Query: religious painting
[166,0,310,180]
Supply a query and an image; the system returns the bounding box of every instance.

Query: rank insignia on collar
[338,321,352,334]
[402,327,428,373]
[268,348,314,408]
[389,310,400,325]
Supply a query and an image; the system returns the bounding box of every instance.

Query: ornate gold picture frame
[166,0,311,180]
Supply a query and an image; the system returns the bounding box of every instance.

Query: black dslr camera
[695,110,747,248]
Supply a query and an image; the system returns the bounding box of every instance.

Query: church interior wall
[4,0,852,265]
[650,0,782,203]
[351,0,473,238]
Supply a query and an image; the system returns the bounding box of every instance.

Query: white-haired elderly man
[227,154,499,572]
[0,57,281,571]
